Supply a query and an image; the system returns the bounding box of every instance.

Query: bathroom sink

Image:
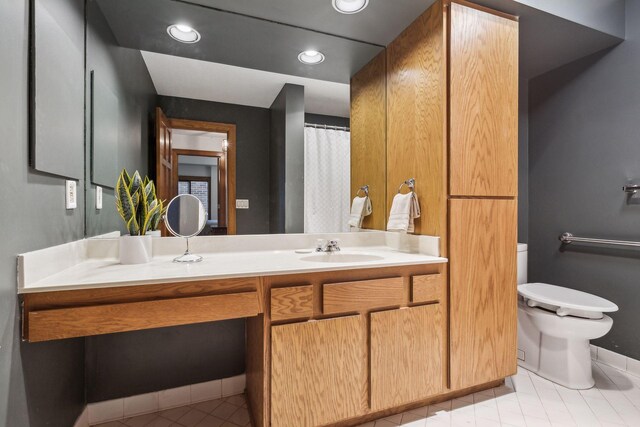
[299,253,384,263]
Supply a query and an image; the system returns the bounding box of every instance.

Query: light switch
[236,199,249,209]
[96,186,103,210]
[65,180,77,209]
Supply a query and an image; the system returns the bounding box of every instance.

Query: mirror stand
[173,238,203,263]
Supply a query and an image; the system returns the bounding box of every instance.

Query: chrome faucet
[316,239,341,253]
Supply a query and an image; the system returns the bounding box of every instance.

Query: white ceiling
[142,51,350,118]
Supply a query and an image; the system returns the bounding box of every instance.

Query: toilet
[516,243,618,389]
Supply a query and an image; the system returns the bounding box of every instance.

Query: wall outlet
[96,186,103,210]
[65,180,77,209]
[236,199,249,209]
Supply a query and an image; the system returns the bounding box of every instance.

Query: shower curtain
[304,126,351,233]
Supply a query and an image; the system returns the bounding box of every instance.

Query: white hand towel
[348,196,372,229]
[386,192,421,233]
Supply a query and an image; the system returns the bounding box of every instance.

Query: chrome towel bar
[559,232,640,248]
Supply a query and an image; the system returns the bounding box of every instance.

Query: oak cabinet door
[449,198,518,389]
[449,2,518,197]
[370,305,444,410]
[271,315,367,427]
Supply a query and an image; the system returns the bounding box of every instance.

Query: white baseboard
[73,406,88,427]
[84,373,246,426]
[591,345,640,377]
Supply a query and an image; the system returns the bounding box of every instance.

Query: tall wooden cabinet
[351,0,519,394]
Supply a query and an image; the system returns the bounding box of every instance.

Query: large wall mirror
[31,0,433,237]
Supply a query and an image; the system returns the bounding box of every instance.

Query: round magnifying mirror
[164,194,207,263]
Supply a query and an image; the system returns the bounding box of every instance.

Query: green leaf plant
[115,169,167,236]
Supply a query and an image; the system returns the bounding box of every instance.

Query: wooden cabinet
[370,305,444,410]
[270,315,368,427]
[322,277,404,315]
[449,3,518,197]
[449,198,518,389]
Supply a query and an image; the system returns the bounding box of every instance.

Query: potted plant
[143,176,166,237]
[115,169,163,264]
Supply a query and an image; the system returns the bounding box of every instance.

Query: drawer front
[323,277,404,315]
[271,285,314,321]
[412,274,445,303]
[27,292,260,342]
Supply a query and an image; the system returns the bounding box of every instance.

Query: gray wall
[85,0,157,237]
[519,78,529,243]
[529,0,640,359]
[0,0,86,426]
[86,321,245,402]
[158,96,271,235]
[305,113,350,128]
[269,84,305,233]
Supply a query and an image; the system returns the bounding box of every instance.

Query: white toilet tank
[517,243,528,285]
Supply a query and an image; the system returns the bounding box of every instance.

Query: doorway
[156,108,236,235]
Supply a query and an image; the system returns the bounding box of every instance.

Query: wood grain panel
[449,2,518,196]
[271,316,367,427]
[449,198,518,389]
[386,0,447,245]
[412,274,445,303]
[370,305,444,410]
[351,51,387,230]
[322,277,404,315]
[28,292,260,342]
[23,277,260,310]
[270,285,313,321]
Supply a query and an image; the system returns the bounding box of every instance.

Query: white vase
[146,230,161,237]
[119,235,152,264]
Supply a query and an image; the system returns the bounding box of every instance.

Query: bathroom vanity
[17,231,517,427]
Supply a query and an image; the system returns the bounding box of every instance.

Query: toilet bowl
[516,244,618,389]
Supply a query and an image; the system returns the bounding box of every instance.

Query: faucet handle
[316,239,326,252]
[328,239,341,251]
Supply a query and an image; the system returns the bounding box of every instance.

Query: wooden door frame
[169,118,236,235]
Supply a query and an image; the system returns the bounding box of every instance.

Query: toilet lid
[518,283,618,313]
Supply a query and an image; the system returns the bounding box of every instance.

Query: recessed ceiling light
[298,50,325,65]
[167,24,201,44]
[332,0,369,14]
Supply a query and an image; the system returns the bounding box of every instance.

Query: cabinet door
[449,2,518,197]
[370,305,444,410]
[271,316,367,427]
[449,199,517,389]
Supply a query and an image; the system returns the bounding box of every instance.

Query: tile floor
[95,394,250,427]
[95,362,640,427]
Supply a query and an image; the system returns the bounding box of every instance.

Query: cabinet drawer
[27,292,260,342]
[323,277,404,315]
[271,285,313,321]
[412,274,445,303]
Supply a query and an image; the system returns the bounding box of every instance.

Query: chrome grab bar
[559,232,640,248]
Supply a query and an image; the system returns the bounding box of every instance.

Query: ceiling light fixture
[298,50,325,65]
[332,0,369,14]
[167,24,201,44]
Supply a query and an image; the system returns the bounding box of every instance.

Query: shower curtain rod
[304,122,350,132]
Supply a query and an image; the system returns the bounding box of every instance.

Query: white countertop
[17,232,447,293]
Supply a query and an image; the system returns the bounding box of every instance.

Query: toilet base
[517,302,612,390]
[535,335,594,389]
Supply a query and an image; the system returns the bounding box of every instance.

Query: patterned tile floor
[96,362,640,427]
[95,394,250,427]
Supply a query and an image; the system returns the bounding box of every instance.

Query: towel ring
[356,185,369,197]
[397,178,415,194]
